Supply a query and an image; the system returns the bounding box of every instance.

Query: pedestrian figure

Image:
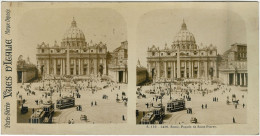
[71,119,74,124]
[32,108,35,113]
[216,98,218,102]
[233,117,236,123]
[91,101,93,106]
[235,104,237,109]
[202,104,204,109]
[68,120,71,124]
[153,97,154,101]
[122,115,125,121]
[205,104,207,109]
[95,101,97,106]
[243,103,245,108]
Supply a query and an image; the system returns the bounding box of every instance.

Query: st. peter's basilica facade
[147,21,218,80]
[36,18,107,77]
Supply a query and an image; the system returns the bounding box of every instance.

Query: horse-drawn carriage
[80,115,87,120]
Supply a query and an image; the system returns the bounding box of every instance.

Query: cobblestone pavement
[137,81,247,125]
[17,78,127,124]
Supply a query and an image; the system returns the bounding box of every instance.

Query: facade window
[99,48,102,53]
[161,53,163,56]
[42,49,44,53]
[210,51,212,55]
[152,52,155,56]
[91,50,93,53]
[167,52,171,56]
[186,53,189,56]
[201,52,204,55]
[51,50,53,53]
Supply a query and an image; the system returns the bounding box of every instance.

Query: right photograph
[136,9,247,125]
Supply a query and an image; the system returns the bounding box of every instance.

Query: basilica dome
[63,18,85,42]
[173,21,196,44]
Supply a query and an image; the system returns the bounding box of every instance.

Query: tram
[56,96,75,109]
[166,99,185,112]
[140,106,165,124]
[140,112,156,124]
[29,102,54,123]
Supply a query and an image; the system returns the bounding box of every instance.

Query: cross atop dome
[71,17,77,27]
[181,19,187,30]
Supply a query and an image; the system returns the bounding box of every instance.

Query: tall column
[103,59,106,75]
[164,61,167,78]
[148,62,151,77]
[239,73,242,86]
[78,59,81,75]
[157,61,160,78]
[63,59,66,75]
[81,59,84,75]
[184,61,187,78]
[189,61,191,78]
[177,48,181,78]
[198,61,200,78]
[214,61,217,77]
[171,62,174,79]
[66,46,70,75]
[245,73,247,86]
[242,73,245,86]
[191,61,194,78]
[60,59,63,75]
[205,61,208,79]
[73,59,76,75]
[87,59,90,75]
[173,61,176,78]
[53,59,56,75]
[227,73,229,85]
[47,59,50,75]
[94,59,97,75]
[233,73,236,85]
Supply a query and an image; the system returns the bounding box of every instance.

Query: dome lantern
[181,19,187,30]
[71,17,77,27]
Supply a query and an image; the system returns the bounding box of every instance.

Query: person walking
[202,104,204,109]
[205,104,207,109]
[233,117,236,123]
[243,103,245,108]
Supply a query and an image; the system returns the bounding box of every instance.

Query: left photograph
[16,8,128,124]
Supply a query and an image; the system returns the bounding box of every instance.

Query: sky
[136,8,247,67]
[16,8,127,64]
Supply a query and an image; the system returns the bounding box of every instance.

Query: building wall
[136,68,148,85]
[219,43,247,86]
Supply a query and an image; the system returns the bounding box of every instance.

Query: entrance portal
[119,71,123,83]
[229,73,234,85]
[17,71,22,83]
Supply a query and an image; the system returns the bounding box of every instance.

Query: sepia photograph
[1,2,258,135]
[136,9,248,125]
[15,8,128,124]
